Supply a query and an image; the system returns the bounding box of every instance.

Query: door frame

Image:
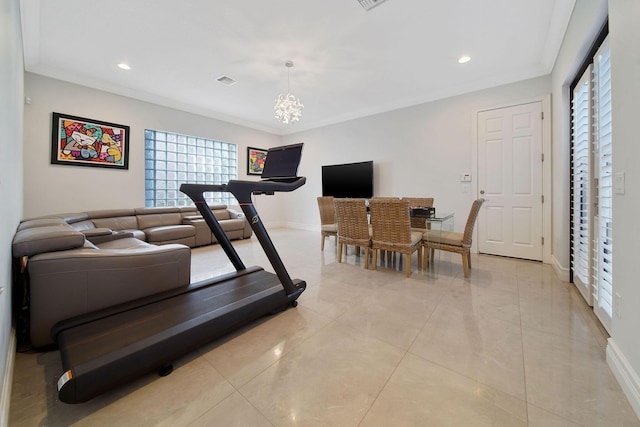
[471,95,552,266]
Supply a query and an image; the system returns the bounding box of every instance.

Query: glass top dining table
[417,211,455,277]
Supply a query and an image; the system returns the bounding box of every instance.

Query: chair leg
[467,251,472,270]
[338,243,343,263]
[364,248,370,269]
[321,234,325,250]
[462,252,469,278]
[372,249,378,270]
[417,247,423,270]
[405,255,411,278]
[423,244,429,267]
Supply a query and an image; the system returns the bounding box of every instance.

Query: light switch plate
[614,172,625,195]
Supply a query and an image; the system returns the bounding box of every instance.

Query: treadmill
[53,143,307,404]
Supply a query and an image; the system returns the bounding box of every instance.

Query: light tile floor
[9,229,640,426]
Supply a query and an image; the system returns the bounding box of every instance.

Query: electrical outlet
[614,292,622,319]
[614,172,625,195]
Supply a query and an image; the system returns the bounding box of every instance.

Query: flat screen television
[322,161,374,198]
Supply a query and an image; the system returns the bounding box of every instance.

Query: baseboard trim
[282,222,316,232]
[607,338,640,420]
[1,328,16,427]
[551,254,570,282]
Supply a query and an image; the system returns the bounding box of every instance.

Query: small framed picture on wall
[247,146,268,175]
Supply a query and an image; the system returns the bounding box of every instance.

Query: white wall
[550,0,607,272]
[23,73,282,219]
[281,76,551,236]
[0,0,24,423]
[608,0,640,418]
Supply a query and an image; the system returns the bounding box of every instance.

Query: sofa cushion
[137,212,183,229]
[70,219,99,232]
[92,216,139,231]
[219,218,246,233]
[12,225,85,257]
[213,210,231,221]
[144,225,196,243]
[96,238,157,250]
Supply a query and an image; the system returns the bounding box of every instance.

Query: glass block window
[145,130,238,207]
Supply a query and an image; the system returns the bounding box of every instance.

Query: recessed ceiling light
[458,56,471,64]
[117,63,131,70]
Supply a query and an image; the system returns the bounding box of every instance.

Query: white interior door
[477,102,543,261]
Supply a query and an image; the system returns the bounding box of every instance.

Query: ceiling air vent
[358,0,389,11]
[216,75,237,86]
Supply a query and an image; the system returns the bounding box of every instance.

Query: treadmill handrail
[180,177,306,205]
[180,178,306,296]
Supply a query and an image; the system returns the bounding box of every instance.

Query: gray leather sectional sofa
[12,205,252,347]
[64,205,252,247]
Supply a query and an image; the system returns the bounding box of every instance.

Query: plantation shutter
[592,37,613,332]
[571,67,592,305]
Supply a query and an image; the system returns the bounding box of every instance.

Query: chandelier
[274,61,303,124]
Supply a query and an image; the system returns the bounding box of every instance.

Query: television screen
[322,161,373,198]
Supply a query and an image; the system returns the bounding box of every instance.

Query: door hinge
[541,237,544,245]
[541,111,544,120]
[541,195,544,203]
[541,153,544,162]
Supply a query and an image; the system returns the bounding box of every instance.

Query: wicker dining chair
[422,198,484,278]
[402,197,435,230]
[317,196,337,250]
[369,198,423,277]
[334,198,372,268]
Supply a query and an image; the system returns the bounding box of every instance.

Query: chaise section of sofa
[12,220,191,348]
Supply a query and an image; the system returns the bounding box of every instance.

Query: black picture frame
[247,146,268,175]
[51,112,130,170]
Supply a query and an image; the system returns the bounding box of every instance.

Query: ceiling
[20,0,575,135]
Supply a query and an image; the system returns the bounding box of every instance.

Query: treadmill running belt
[56,268,303,403]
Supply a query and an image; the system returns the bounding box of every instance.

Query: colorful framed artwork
[51,112,130,169]
[247,146,268,175]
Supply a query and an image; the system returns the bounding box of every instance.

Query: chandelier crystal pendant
[274,61,304,124]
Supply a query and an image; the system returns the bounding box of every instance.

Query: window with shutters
[570,67,592,305]
[569,28,612,333]
[592,38,613,330]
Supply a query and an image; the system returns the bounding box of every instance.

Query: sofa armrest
[227,209,244,220]
[80,227,113,238]
[12,225,85,257]
[83,229,136,245]
[227,208,253,239]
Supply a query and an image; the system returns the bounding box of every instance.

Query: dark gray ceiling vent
[358,0,389,11]
[216,75,237,86]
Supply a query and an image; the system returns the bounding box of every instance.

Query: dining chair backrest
[369,198,412,245]
[402,197,434,208]
[462,198,485,247]
[317,196,336,226]
[334,198,370,242]
[402,197,435,229]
